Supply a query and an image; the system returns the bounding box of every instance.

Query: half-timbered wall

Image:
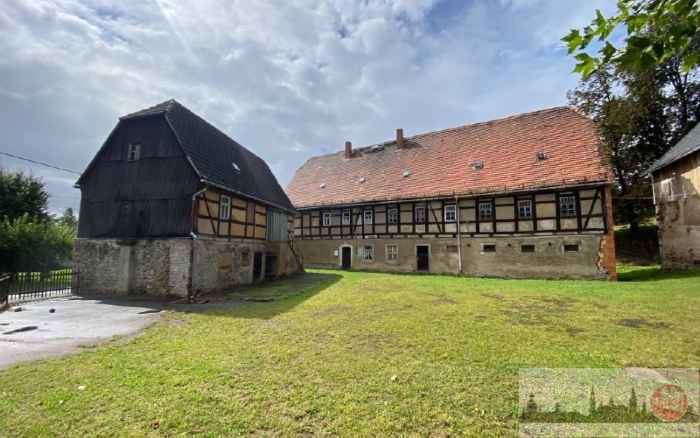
[294,186,608,239]
[195,188,269,240]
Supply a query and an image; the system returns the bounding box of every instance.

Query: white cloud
[0,0,615,213]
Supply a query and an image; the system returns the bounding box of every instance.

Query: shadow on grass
[69,272,342,320]
[618,265,700,282]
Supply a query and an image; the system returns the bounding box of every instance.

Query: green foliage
[57,207,78,235]
[563,0,700,77]
[0,214,74,273]
[568,57,699,226]
[0,169,50,222]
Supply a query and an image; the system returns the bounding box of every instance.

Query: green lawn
[1,266,699,436]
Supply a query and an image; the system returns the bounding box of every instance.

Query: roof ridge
[309,106,574,158]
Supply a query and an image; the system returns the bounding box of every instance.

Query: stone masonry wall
[297,234,614,280]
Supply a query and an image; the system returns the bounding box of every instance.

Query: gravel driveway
[0,296,164,369]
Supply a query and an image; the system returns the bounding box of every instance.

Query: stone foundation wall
[74,237,302,297]
[296,234,615,280]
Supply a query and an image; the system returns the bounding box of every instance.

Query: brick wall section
[600,185,618,280]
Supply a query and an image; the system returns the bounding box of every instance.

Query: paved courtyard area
[0,296,163,369]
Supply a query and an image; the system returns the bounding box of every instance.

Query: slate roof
[79,100,295,213]
[287,107,612,209]
[647,122,700,174]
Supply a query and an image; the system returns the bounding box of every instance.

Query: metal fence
[1,271,77,306]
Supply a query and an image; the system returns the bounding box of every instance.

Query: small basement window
[322,212,331,226]
[127,143,141,162]
[521,244,535,253]
[446,245,459,253]
[564,244,579,253]
[481,244,496,253]
[219,195,231,220]
[444,204,457,223]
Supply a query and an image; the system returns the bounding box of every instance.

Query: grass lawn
[1,265,699,436]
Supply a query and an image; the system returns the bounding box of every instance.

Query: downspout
[188,187,207,302]
[455,195,463,274]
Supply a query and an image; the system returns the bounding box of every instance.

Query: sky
[0,0,617,215]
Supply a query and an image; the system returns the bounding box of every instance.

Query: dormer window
[127,143,141,162]
[471,160,484,170]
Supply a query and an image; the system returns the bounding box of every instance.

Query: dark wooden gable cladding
[194,187,268,240]
[77,116,199,238]
[294,186,608,239]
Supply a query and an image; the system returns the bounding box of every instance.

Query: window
[342,210,351,225]
[478,201,493,220]
[387,208,399,225]
[219,195,231,220]
[363,209,373,225]
[559,193,577,217]
[446,245,459,253]
[564,244,579,253]
[127,143,141,161]
[444,204,457,222]
[521,244,535,253]
[322,212,331,226]
[415,205,426,223]
[360,245,374,261]
[481,244,496,253]
[386,244,398,261]
[660,173,685,201]
[518,199,533,219]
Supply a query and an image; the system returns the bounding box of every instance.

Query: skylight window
[232,162,240,171]
[402,170,411,177]
[320,183,326,189]
[471,160,484,170]
[359,177,366,184]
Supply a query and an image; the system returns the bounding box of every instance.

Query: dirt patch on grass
[481,293,505,301]
[617,318,671,329]
[312,305,352,318]
[428,294,457,305]
[565,327,585,337]
[351,333,398,353]
[491,296,579,327]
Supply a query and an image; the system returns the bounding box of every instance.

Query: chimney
[396,128,405,149]
[344,141,353,158]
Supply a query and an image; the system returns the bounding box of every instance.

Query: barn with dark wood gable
[74,100,301,298]
[287,107,617,279]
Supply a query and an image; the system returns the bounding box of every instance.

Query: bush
[0,214,74,273]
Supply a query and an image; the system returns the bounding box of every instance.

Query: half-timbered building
[287,107,617,279]
[74,100,301,298]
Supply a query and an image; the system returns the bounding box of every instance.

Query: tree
[0,214,74,273]
[58,207,78,233]
[0,169,49,222]
[629,388,639,412]
[567,58,700,227]
[563,0,700,78]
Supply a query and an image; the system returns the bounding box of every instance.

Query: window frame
[563,243,580,253]
[219,195,231,220]
[360,245,375,262]
[386,244,398,261]
[481,243,496,253]
[517,198,533,219]
[127,143,141,162]
[520,244,536,253]
[342,210,351,225]
[387,208,399,225]
[444,204,457,223]
[322,211,332,227]
[478,201,493,221]
[559,193,577,218]
[414,205,427,223]
[363,209,373,225]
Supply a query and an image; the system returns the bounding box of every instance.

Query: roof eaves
[201,178,297,214]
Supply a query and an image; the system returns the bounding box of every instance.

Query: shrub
[0,214,74,273]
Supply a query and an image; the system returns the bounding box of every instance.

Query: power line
[0,151,82,175]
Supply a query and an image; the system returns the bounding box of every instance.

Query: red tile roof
[287,106,612,209]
